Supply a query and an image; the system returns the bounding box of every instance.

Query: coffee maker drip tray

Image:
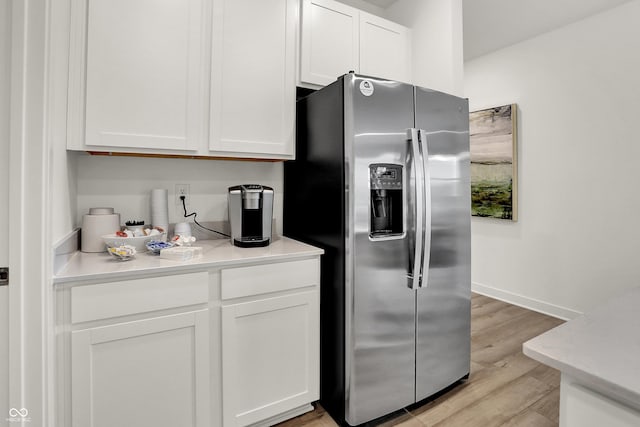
[233,236,271,248]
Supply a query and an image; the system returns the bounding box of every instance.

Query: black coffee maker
[228,185,274,247]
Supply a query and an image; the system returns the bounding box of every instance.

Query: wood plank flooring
[277,293,565,427]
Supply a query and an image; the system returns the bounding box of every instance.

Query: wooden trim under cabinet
[85,151,283,162]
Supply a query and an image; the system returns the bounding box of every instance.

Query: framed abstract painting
[469,104,518,220]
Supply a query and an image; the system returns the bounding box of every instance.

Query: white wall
[76,155,284,236]
[387,0,464,95]
[464,0,640,317]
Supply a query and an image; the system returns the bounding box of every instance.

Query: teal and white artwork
[470,104,518,221]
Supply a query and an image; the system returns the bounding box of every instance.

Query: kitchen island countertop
[54,236,324,285]
[523,286,640,410]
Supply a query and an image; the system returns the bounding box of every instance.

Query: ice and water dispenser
[369,164,403,237]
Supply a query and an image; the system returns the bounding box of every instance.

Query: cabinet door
[210,0,296,158]
[300,0,359,87]
[71,310,210,427]
[560,375,640,427]
[221,291,319,426]
[68,0,209,151]
[359,12,412,84]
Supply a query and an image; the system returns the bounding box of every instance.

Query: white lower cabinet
[57,256,321,427]
[221,290,319,426]
[71,310,210,427]
[60,272,211,427]
[219,258,320,426]
[560,374,640,427]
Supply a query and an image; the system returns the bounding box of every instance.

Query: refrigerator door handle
[418,129,432,289]
[407,128,424,290]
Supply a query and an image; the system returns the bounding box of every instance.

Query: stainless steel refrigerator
[284,73,470,426]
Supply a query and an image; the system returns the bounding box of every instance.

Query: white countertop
[523,287,640,409]
[54,236,324,284]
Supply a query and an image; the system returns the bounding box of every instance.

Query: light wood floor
[277,293,565,427]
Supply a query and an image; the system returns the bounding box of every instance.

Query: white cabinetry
[210,0,296,158]
[359,12,411,84]
[66,0,296,159]
[560,374,640,427]
[300,0,359,87]
[57,272,211,427]
[219,259,320,426]
[55,252,322,427]
[299,0,411,88]
[67,0,208,152]
[71,311,210,427]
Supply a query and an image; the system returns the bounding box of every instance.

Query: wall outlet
[175,184,190,207]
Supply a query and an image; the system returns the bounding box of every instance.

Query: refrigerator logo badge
[359,80,374,97]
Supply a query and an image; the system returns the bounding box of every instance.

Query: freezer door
[344,74,416,425]
[414,87,471,401]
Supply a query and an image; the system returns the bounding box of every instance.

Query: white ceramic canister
[174,222,192,238]
[81,207,121,253]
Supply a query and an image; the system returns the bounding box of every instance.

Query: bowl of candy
[102,223,166,252]
[102,233,165,252]
[107,244,137,261]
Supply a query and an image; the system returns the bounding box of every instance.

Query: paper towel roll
[150,189,169,233]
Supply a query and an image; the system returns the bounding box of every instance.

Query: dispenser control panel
[370,164,403,190]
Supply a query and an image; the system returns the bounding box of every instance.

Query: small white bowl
[107,245,137,261]
[102,233,166,252]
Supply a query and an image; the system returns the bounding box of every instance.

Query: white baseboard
[472,281,582,321]
[247,403,314,427]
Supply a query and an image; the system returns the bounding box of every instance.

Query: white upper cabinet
[209,0,296,158]
[67,0,297,159]
[300,0,359,87]
[299,0,412,88]
[68,0,208,152]
[359,11,411,84]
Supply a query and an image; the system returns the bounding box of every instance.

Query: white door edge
[7,1,54,426]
